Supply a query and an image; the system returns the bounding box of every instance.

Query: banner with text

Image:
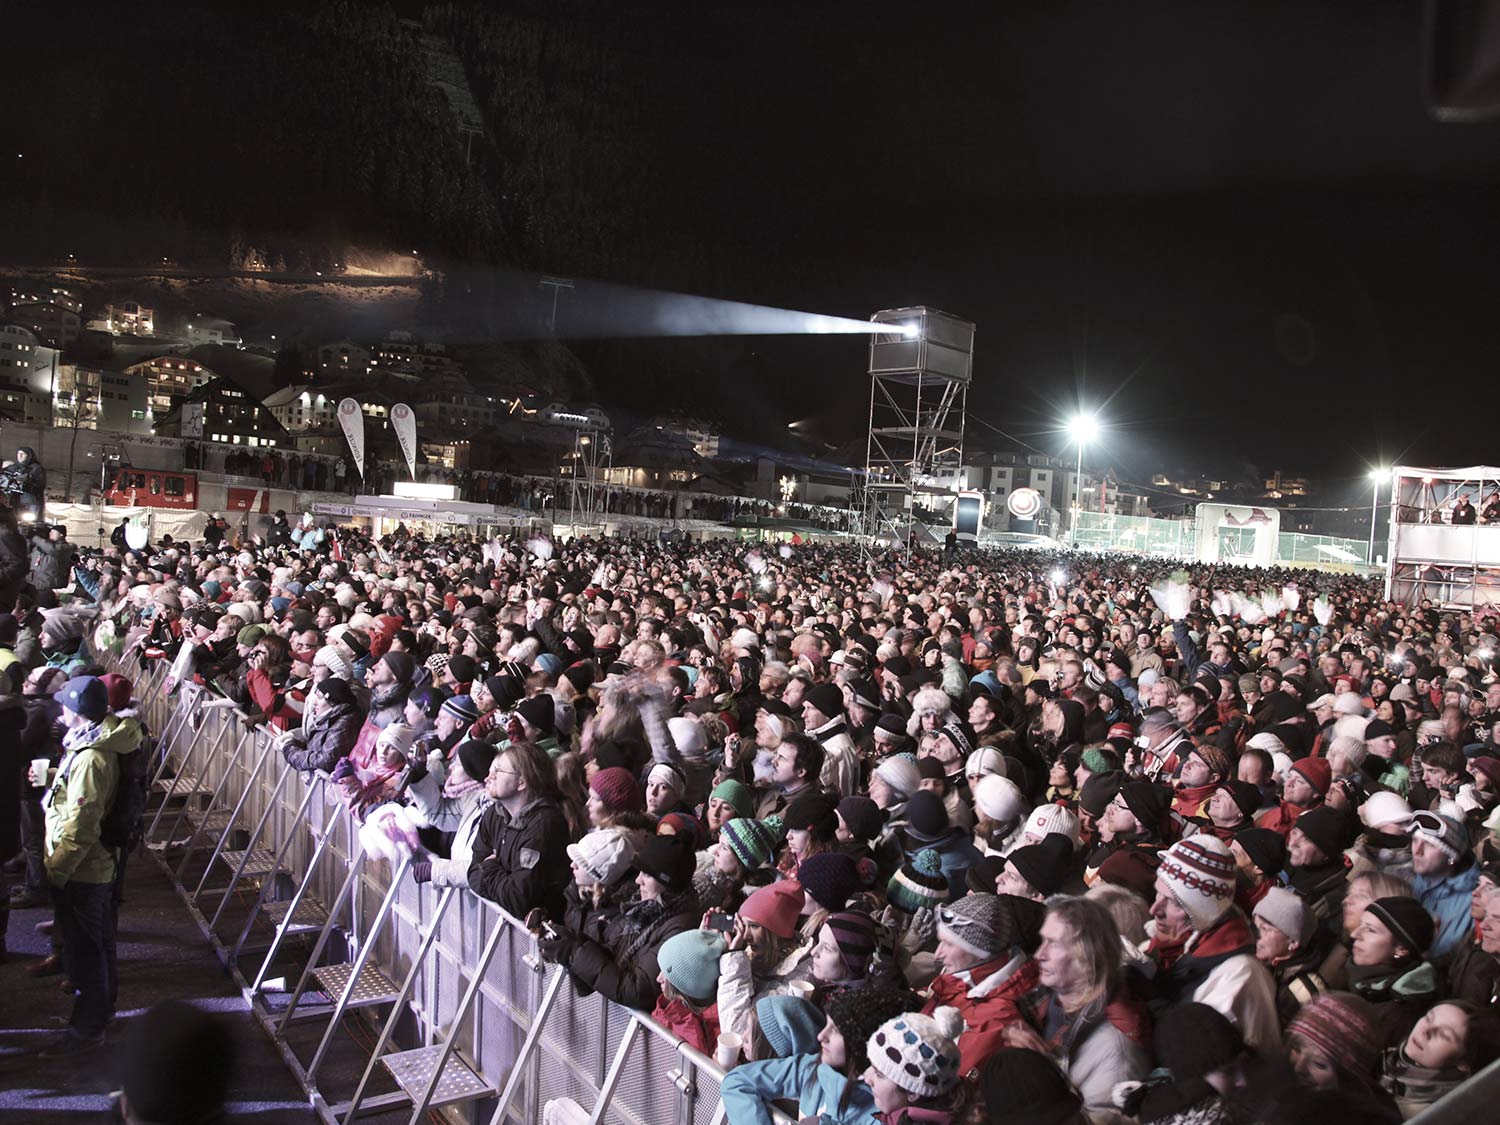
[337,397,365,479]
[391,402,417,481]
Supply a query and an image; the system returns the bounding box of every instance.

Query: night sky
[12,1,1500,490]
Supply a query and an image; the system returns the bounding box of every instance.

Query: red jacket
[650,995,719,1055]
[924,954,1041,1078]
[1254,799,1318,838]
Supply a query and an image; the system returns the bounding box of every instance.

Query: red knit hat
[589,767,644,813]
[97,672,134,712]
[1290,756,1332,796]
[1286,992,1383,1084]
[739,881,804,939]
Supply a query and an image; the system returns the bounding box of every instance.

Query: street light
[1068,412,1100,546]
[1368,466,1388,565]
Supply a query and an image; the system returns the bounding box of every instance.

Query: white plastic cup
[714,1031,742,1070]
[30,758,50,787]
[788,980,815,1001]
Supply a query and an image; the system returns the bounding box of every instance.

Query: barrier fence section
[115,652,788,1125]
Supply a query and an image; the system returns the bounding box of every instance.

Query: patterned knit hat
[1156,835,1236,932]
[798,852,859,912]
[825,911,879,977]
[826,986,923,1075]
[1286,992,1384,1084]
[589,767,644,814]
[657,929,725,1003]
[888,848,950,914]
[1190,743,1232,780]
[721,816,782,871]
[867,1007,964,1098]
[439,693,480,726]
[739,881,804,939]
[756,995,824,1058]
[937,893,1009,961]
[566,826,635,886]
[1026,803,1081,849]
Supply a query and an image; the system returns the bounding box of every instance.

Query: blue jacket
[720,1054,877,1125]
[1412,860,1480,962]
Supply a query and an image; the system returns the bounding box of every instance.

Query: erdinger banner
[391,402,417,481]
[337,397,365,479]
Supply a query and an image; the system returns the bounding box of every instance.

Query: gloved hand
[411,860,433,884]
[330,757,355,782]
[537,926,578,965]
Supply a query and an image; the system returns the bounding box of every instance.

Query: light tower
[856,307,975,556]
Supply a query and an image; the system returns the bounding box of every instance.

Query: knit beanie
[1079,773,1122,818]
[710,779,754,820]
[513,694,554,735]
[381,650,416,684]
[1328,734,1369,769]
[440,693,480,726]
[887,848,950,914]
[1080,746,1114,775]
[98,672,133,711]
[635,833,697,894]
[1003,834,1073,898]
[996,894,1048,955]
[1190,743,1231,780]
[1293,805,1357,864]
[936,892,1009,961]
[1246,731,1286,756]
[566,826,636,887]
[59,675,108,722]
[739,880,804,939]
[837,795,887,842]
[979,1049,1083,1125]
[932,721,974,762]
[237,623,267,647]
[825,910,879,977]
[1156,836,1236,932]
[965,746,1007,780]
[874,753,922,800]
[1214,779,1263,823]
[119,1000,236,1125]
[445,653,477,684]
[905,790,952,841]
[784,790,840,840]
[589,766,644,814]
[804,681,845,719]
[1358,790,1412,830]
[1253,885,1316,946]
[867,1007,964,1099]
[797,852,859,912]
[1367,896,1435,958]
[1232,826,1287,879]
[457,740,498,788]
[974,774,1025,825]
[1152,1002,1244,1078]
[1025,803,1081,849]
[656,929,725,1003]
[826,986,924,1075]
[756,995,824,1058]
[721,816,782,871]
[1096,849,1160,900]
[1286,992,1384,1084]
[1120,781,1171,832]
[1290,756,1332,797]
[1408,810,1467,865]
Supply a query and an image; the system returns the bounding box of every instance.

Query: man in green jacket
[40,675,140,1056]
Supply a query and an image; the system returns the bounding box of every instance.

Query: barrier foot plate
[382,1045,494,1109]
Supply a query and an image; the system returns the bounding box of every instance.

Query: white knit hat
[866,1007,964,1098]
[1328,734,1368,770]
[1333,714,1370,741]
[1253,885,1316,946]
[1025,803,1081,849]
[1333,693,1366,716]
[874,755,922,800]
[974,775,1024,825]
[314,646,353,681]
[667,716,708,761]
[1156,836,1236,932]
[965,747,1006,780]
[1247,731,1286,755]
[1359,790,1412,830]
[566,826,635,886]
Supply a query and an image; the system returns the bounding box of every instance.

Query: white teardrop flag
[391,402,417,481]
[337,398,365,479]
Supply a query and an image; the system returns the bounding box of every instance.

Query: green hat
[237,624,267,647]
[721,816,781,871]
[710,779,754,820]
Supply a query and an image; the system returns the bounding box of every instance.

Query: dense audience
[6,521,1500,1120]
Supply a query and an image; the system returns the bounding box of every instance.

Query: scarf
[63,719,107,752]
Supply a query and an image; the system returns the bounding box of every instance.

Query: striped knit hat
[1156,835,1236,932]
[1286,992,1384,1084]
[887,848,949,914]
[825,910,880,977]
[721,816,783,871]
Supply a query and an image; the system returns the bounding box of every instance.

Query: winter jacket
[0,525,27,605]
[716,939,815,1045]
[407,771,490,888]
[1411,859,1480,963]
[281,700,362,773]
[810,717,860,798]
[1446,935,1500,1007]
[1264,938,1334,1027]
[43,715,143,885]
[720,1054,878,1125]
[28,535,72,591]
[1350,958,1442,1046]
[560,888,701,1011]
[1025,987,1151,1112]
[467,797,571,921]
[924,953,1040,1078]
[1143,913,1281,1052]
[650,994,720,1054]
[19,694,64,794]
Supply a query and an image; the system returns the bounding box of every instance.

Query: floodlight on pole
[1368,466,1388,565]
[1068,413,1100,546]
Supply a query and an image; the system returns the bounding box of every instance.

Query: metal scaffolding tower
[561,427,612,538]
[858,307,975,554]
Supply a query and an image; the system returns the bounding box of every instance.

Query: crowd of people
[5,515,1500,1123]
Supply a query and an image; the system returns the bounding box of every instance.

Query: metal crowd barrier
[110,649,782,1125]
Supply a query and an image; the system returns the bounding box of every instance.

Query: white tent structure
[1386,465,1500,607]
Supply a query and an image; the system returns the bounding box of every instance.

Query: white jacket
[716,940,813,1045]
[408,772,490,889]
[1188,950,1282,1053]
[810,720,859,798]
